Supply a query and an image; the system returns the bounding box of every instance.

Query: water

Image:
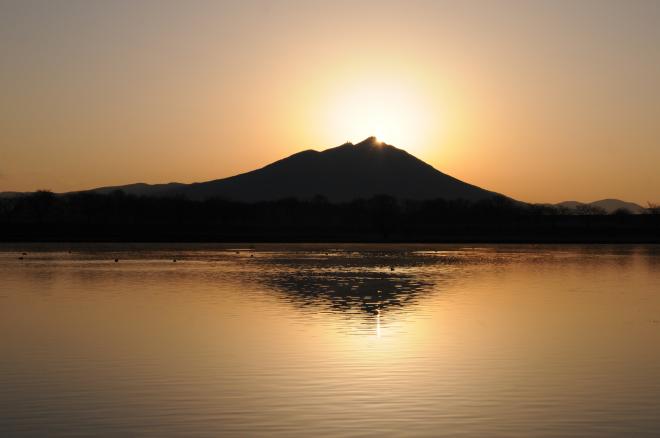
[1,244,659,437]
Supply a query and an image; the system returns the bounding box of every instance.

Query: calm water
[1,244,659,437]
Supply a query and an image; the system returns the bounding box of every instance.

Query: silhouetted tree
[575,204,606,215]
[0,196,14,223]
[28,190,56,224]
[368,195,400,238]
[555,205,574,215]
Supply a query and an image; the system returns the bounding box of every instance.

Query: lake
[1,244,659,437]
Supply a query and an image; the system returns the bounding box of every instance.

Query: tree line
[0,190,658,242]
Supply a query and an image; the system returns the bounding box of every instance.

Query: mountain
[557,199,646,214]
[0,191,28,198]
[84,137,502,202]
[590,199,647,214]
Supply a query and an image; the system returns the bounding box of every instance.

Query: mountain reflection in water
[246,249,475,333]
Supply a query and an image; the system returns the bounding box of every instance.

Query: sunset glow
[2,2,660,437]
[1,1,659,204]
[322,77,434,152]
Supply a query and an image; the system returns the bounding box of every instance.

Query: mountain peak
[355,136,383,148]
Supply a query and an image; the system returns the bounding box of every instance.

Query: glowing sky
[1,0,659,204]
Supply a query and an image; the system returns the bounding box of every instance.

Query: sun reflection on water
[376,309,381,338]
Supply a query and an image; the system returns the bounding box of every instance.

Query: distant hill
[0,192,28,198]
[88,182,186,197]
[557,199,647,214]
[82,137,502,202]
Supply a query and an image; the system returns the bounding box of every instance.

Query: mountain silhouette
[86,137,501,202]
[557,199,646,214]
[89,182,186,197]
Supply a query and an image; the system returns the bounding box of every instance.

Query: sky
[1,0,659,204]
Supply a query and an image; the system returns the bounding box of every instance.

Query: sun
[323,77,433,152]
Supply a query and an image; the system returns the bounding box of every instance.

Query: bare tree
[647,202,660,215]
[611,207,631,216]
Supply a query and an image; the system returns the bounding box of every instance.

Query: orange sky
[1,1,659,204]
